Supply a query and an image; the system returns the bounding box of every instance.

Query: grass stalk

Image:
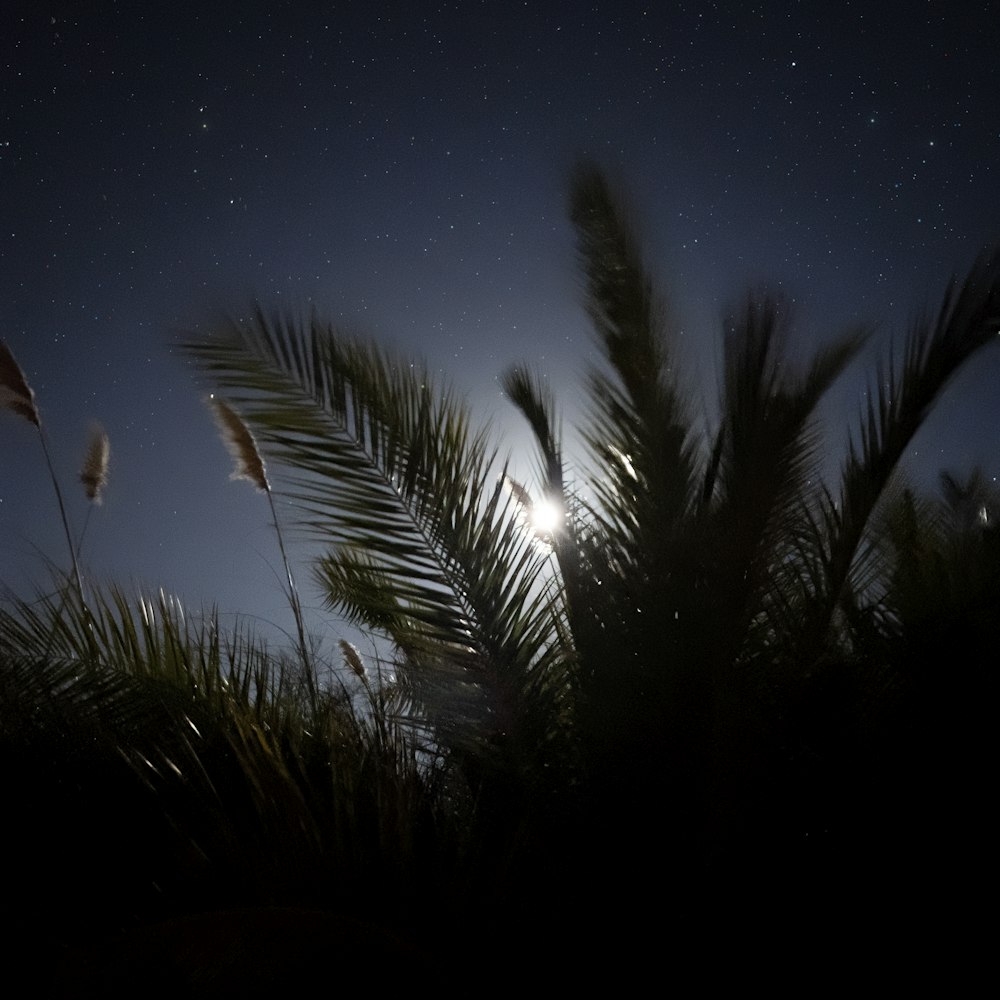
[1,341,87,616]
[208,395,316,702]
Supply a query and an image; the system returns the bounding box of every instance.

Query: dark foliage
[2,165,997,984]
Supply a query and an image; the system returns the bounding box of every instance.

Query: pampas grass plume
[0,340,86,611]
[0,340,40,427]
[209,396,270,492]
[207,394,314,695]
[339,639,366,679]
[80,424,111,504]
[503,475,533,509]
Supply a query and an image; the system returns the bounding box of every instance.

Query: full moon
[530,498,563,535]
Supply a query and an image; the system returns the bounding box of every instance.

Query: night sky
[2,1,999,651]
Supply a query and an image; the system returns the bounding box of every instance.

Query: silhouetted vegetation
[2,165,998,986]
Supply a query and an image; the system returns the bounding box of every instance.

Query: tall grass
[0,348,460,985]
[207,394,316,702]
[1,341,87,610]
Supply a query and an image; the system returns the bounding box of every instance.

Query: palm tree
[186,165,999,907]
[524,168,1000,887]
[184,310,578,876]
[4,163,996,980]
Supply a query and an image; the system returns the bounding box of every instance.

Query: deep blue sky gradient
[3,1,999,650]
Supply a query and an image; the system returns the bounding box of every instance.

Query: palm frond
[185,311,574,779]
[809,248,1000,642]
[501,366,564,497]
[701,295,867,665]
[570,163,697,542]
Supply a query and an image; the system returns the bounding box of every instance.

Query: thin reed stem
[266,487,316,704]
[38,422,86,614]
[209,395,315,699]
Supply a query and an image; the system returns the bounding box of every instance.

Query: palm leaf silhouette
[185,310,574,795]
[507,164,1000,866]
[786,250,1000,662]
[2,165,997,976]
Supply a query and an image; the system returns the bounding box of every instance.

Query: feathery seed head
[80,423,111,503]
[208,396,270,492]
[503,475,533,509]
[0,340,41,427]
[339,639,366,679]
